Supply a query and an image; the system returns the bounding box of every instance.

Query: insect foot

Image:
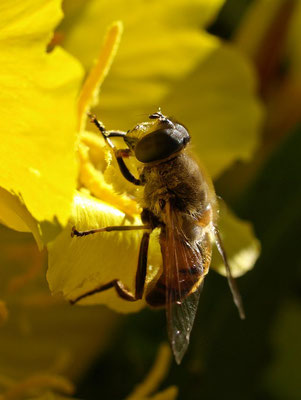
[71,226,80,237]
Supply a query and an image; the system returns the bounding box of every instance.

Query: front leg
[71,224,150,237]
[88,113,142,186]
[114,148,141,186]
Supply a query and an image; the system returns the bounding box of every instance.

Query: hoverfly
[71,111,245,364]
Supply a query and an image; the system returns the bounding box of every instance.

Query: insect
[71,111,245,364]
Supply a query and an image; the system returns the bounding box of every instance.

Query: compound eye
[135,128,187,163]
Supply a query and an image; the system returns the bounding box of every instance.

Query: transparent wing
[167,281,203,365]
[162,203,210,364]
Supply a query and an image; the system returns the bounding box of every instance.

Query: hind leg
[70,231,151,304]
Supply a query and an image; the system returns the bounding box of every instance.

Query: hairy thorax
[139,152,214,224]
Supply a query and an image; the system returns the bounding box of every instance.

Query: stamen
[126,343,177,400]
[78,21,123,131]
[78,144,139,216]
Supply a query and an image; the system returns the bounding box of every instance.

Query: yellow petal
[0,188,43,249]
[61,0,225,70]
[47,191,162,312]
[0,0,83,229]
[211,199,260,277]
[161,34,263,178]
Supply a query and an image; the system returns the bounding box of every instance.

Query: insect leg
[135,231,150,299]
[88,113,141,185]
[71,224,150,237]
[213,225,246,320]
[70,230,151,304]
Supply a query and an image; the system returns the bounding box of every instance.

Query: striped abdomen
[146,231,212,308]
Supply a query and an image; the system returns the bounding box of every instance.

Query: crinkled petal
[47,191,162,312]
[211,200,260,277]
[0,0,83,232]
